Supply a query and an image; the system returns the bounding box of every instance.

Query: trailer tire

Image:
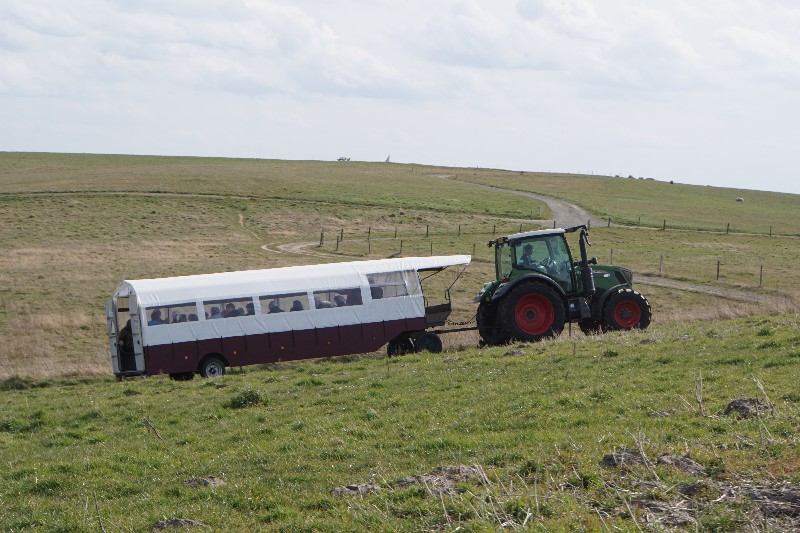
[413,332,443,353]
[602,289,651,331]
[169,372,195,381]
[500,281,565,342]
[387,335,414,356]
[199,356,226,378]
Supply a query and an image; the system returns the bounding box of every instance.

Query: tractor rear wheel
[477,301,505,346]
[602,289,652,331]
[500,282,565,342]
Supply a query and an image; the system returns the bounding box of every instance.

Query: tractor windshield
[512,234,575,292]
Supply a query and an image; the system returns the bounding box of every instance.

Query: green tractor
[475,225,651,344]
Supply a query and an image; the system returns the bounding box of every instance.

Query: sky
[1,1,799,194]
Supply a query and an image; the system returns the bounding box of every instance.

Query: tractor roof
[505,228,566,241]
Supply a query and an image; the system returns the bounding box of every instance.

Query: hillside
[0,152,799,529]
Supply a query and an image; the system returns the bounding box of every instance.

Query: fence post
[458,224,461,236]
[519,223,522,232]
[368,238,371,254]
[472,242,476,257]
[769,226,772,237]
[726,222,730,235]
[335,237,339,251]
[394,226,397,238]
[662,220,666,231]
[430,242,433,256]
[716,259,720,280]
[553,220,556,229]
[759,265,763,287]
[659,254,663,275]
[610,248,613,265]
[425,225,429,238]
[638,215,641,226]
[608,217,611,228]
[340,228,344,241]
[400,240,403,254]
[368,226,371,240]
[319,231,324,246]
[493,224,496,235]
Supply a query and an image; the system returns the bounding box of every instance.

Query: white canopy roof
[116,255,471,308]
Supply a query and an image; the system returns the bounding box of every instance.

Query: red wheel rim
[514,294,554,335]
[614,300,641,328]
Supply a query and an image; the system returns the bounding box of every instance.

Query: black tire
[477,301,506,346]
[602,289,652,331]
[199,356,226,378]
[387,335,414,356]
[499,282,566,342]
[413,332,443,353]
[169,372,195,381]
[579,319,604,336]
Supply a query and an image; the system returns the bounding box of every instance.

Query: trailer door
[106,299,120,374]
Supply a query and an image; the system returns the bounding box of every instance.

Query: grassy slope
[455,171,800,235]
[1,315,799,531]
[1,152,799,530]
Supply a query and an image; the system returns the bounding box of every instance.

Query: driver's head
[523,244,532,254]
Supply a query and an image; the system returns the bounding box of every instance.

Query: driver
[519,243,535,267]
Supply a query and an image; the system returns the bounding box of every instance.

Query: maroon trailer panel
[222,335,248,367]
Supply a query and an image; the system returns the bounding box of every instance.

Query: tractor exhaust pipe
[578,228,595,299]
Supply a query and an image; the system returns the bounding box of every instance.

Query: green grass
[1,314,799,530]
[455,171,800,235]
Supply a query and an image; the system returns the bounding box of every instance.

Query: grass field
[1,152,799,530]
[454,171,800,236]
[2,314,799,531]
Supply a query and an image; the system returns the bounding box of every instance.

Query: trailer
[106,255,470,380]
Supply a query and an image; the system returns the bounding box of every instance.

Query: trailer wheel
[413,332,443,353]
[169,372,195,381]
[199,356,226,378]
[500,282,565,342]
[387,335,414,356]
[603,289,652,331]
[477,301,505,346]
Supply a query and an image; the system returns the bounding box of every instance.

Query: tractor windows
[497,244,513,279]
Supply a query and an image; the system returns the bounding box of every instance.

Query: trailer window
[203,297,254,319]
[145,302,198,326]
[259,292,309,313]
[313,288,362,309]
[368,271,417,299]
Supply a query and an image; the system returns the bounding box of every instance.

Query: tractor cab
[475,225,651,345]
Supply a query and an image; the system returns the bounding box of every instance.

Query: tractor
[475,225,651,344]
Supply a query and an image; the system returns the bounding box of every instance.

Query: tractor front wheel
[500,282,565,342]
[477,301,505,346]
[602,289,652,331]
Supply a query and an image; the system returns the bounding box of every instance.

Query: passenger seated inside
[172,313,180,324]
[188,314,199,321]
[246,303,255,316]
[314,297,334,309]
[268,301,285,313]
[370,286,384,300]
[208,306,223,319]
[148,309,164,326]
[290,300,304,312]
[223,303,236,317]
[334,295,346,307]
[179,314,188,322]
